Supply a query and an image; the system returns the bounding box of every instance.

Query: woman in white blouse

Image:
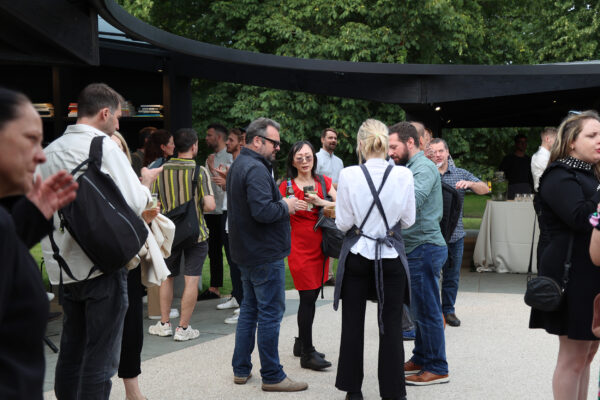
[333,119,415,400]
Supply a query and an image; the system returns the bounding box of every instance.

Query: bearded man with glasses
[227,117,308,392]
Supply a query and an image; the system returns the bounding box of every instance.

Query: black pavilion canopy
[3,0,600,130]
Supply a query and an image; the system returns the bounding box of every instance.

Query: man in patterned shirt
[148,128,216,341]
[430,138,489,327]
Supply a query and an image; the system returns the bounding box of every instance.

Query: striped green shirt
[152,158,213,242]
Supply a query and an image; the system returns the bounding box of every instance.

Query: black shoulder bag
[524,229,573,312]
[164,165,201,252]
[313,174,344,258]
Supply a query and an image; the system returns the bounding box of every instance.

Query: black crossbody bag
[524,226,573,312]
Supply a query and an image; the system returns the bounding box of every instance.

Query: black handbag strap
[527,215,537,278]
[562,233,574,286]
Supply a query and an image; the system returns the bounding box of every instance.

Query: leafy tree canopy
[117,0,600,177]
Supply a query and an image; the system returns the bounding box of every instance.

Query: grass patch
[31,242,326,293]
[463,193,490,218]
[463,217,482,230]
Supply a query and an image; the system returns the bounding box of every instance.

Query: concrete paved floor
[43,271,600,399]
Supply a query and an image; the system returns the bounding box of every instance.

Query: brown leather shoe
[404,360,422,376]
[405,371,449,386]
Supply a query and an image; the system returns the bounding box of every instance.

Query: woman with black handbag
[278,140,336,371]
[529,110,600,400]
[333,119,415,400]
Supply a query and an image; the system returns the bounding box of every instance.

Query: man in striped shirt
[148,128,216,341]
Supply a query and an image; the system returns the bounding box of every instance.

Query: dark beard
[395,154,409,166]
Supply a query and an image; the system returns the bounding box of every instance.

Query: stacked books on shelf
[121,100,136,117]
[68,103,78,118]
[33,103,54,118]
[137,104,163,117]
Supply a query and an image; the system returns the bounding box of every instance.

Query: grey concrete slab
[43,271,599,399]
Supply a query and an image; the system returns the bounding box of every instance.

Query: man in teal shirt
[388,121,449,386]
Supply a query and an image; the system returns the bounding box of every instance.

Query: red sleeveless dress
[279,176,331,290]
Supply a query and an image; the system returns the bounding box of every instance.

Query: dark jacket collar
[240,147,273,173]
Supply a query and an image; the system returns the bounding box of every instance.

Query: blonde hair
[111,131,132,164]
[356,119,389,163]
[551,110,600,178]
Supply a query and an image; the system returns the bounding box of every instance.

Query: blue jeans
[441,238,464,315]
[232,260,286,384]
[55,268,128,400]
[407,243,448,375]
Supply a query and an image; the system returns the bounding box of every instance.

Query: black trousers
[335,252,407,398]
[205,213,225,287]
[118,267,143,379]
[224,232,243,305]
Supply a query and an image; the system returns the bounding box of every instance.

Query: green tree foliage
[116,0,600,174]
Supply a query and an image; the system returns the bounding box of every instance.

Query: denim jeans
[407,243,448,375]
[55,268,128,400]
[232,260,286,384]
[441,238,464,315]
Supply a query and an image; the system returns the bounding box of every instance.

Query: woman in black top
[529,110,600,400]
[0,87,77,399]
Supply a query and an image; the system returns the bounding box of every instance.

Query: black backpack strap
[192,164,200,192]
[359,164,393,232]
[48,230,96,303]
[89,136,104,169]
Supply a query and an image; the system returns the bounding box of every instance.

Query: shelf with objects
[0,63,170,151]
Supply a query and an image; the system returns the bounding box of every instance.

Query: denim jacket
[402,151,446,253]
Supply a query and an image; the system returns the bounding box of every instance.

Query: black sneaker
[197,289,220,301]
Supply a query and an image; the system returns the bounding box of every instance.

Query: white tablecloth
[473,200,539,273]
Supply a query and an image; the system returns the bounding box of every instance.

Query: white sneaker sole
[405,376,450,386]
[174,333,200,341]
[148,326,172,337]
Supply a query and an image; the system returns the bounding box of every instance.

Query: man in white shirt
[315,128,344,284]
[315,128,344,188]
[202,123,234,300]
[39,83,159,399]
[531,127,557,192]
[531,127,557,272]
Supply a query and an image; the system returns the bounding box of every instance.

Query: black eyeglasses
[259,135,281,148]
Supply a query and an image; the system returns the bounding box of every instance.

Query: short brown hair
[389,122,419,148]
[77,83,123,118]
[321,127,338,139]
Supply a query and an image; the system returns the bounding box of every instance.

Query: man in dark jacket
[227,117,308,392]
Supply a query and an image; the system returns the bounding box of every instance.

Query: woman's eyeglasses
[294,155,313,163]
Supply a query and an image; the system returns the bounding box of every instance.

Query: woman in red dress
[279,140,336,371]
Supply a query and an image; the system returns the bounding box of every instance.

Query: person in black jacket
[529,110,600,400]
[0,87,77,399]
[227,117,308,392]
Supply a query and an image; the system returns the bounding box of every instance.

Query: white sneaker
[217,297,239,310]
[234,308,241,315]
[47,292,55,301]
[170,308,179,318]
[174,325,200,341]
[148,321,172,336]
[225,313,239,324]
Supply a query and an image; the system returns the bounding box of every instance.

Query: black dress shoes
[293,337,325,358]
[444,313,461,327]
[300,350,332,370]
